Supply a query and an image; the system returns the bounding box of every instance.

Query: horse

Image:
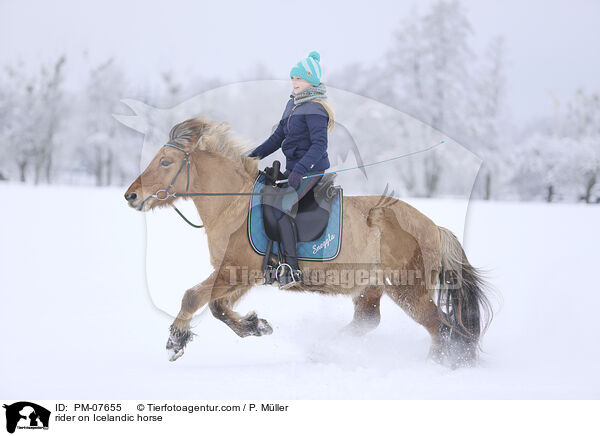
[123,117,493,368]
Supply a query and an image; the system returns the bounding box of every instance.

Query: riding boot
[276,214,302,288]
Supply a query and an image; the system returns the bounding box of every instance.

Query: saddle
[247,161,343,284]
[260,163,339,242]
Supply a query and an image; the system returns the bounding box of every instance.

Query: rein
[140,143,273,229]
[143,139,447,229]
[152,143,271,200]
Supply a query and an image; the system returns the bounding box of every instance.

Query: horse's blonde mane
[168,117,259,176]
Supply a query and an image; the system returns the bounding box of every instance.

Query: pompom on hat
[290,51,322,86]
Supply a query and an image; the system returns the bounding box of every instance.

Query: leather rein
[138,143,275,229]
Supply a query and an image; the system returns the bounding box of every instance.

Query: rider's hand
[287,170,303,189]
[246,148,260,158]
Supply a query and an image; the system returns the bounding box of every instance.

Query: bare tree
[564,90,600,203]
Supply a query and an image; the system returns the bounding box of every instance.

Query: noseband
[136,143,191,212]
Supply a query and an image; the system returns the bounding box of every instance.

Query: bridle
[135,142,278,228]
[136,143,192,212]
[152,142,192,201]
[148,142,276,200]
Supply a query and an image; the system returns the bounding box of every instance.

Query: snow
[1,182,599,399]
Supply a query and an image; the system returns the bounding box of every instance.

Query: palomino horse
[124,117,493,368]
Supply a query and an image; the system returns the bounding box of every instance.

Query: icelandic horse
[124,117,493,368]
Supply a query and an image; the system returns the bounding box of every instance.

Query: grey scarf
[290,82,327,105]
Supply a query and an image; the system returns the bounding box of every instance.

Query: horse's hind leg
[342,286,383,335]
[367,205,444,362]
[385,285,443,361]
[209,290,273,338]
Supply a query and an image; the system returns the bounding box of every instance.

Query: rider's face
[292,76,312,94]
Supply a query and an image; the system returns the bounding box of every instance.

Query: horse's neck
[189,155,257,230]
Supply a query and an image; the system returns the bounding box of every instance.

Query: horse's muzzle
[124,190,145,210]
[124,192,137,202]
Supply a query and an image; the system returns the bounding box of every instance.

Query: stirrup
[276,262,292,282]
[276,263,301,289]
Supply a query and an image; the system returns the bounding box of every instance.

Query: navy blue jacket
[250,98,330,175]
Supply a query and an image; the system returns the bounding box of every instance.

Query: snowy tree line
[327,1,600,203]
[0,0,598,203]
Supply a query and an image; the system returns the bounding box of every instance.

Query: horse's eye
[160,160,172,167]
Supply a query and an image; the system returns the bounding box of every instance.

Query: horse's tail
[437,226,493,363]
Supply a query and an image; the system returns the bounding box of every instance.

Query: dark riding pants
[271,170,324,221]
[269,170,324,269]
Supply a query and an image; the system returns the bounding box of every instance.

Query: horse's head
[124,116,258,212]
[124,117,209,211]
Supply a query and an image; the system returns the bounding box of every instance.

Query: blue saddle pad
[247,173,343,262]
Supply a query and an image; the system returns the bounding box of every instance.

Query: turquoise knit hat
[290,51,322,86]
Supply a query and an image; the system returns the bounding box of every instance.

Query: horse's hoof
[240,311,273,337]
[256,318,273,335]
[168,347,185,362]
[166,325,193,362]
[340,319,379,337]
[429,338,477,369]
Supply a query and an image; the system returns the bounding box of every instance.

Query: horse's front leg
[167,270,232,361]
[209,290,273,338]
[166,268,272,361]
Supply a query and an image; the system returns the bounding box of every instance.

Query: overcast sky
[1,0,599,123]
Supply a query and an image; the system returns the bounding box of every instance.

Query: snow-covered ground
[1,183,599,399]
